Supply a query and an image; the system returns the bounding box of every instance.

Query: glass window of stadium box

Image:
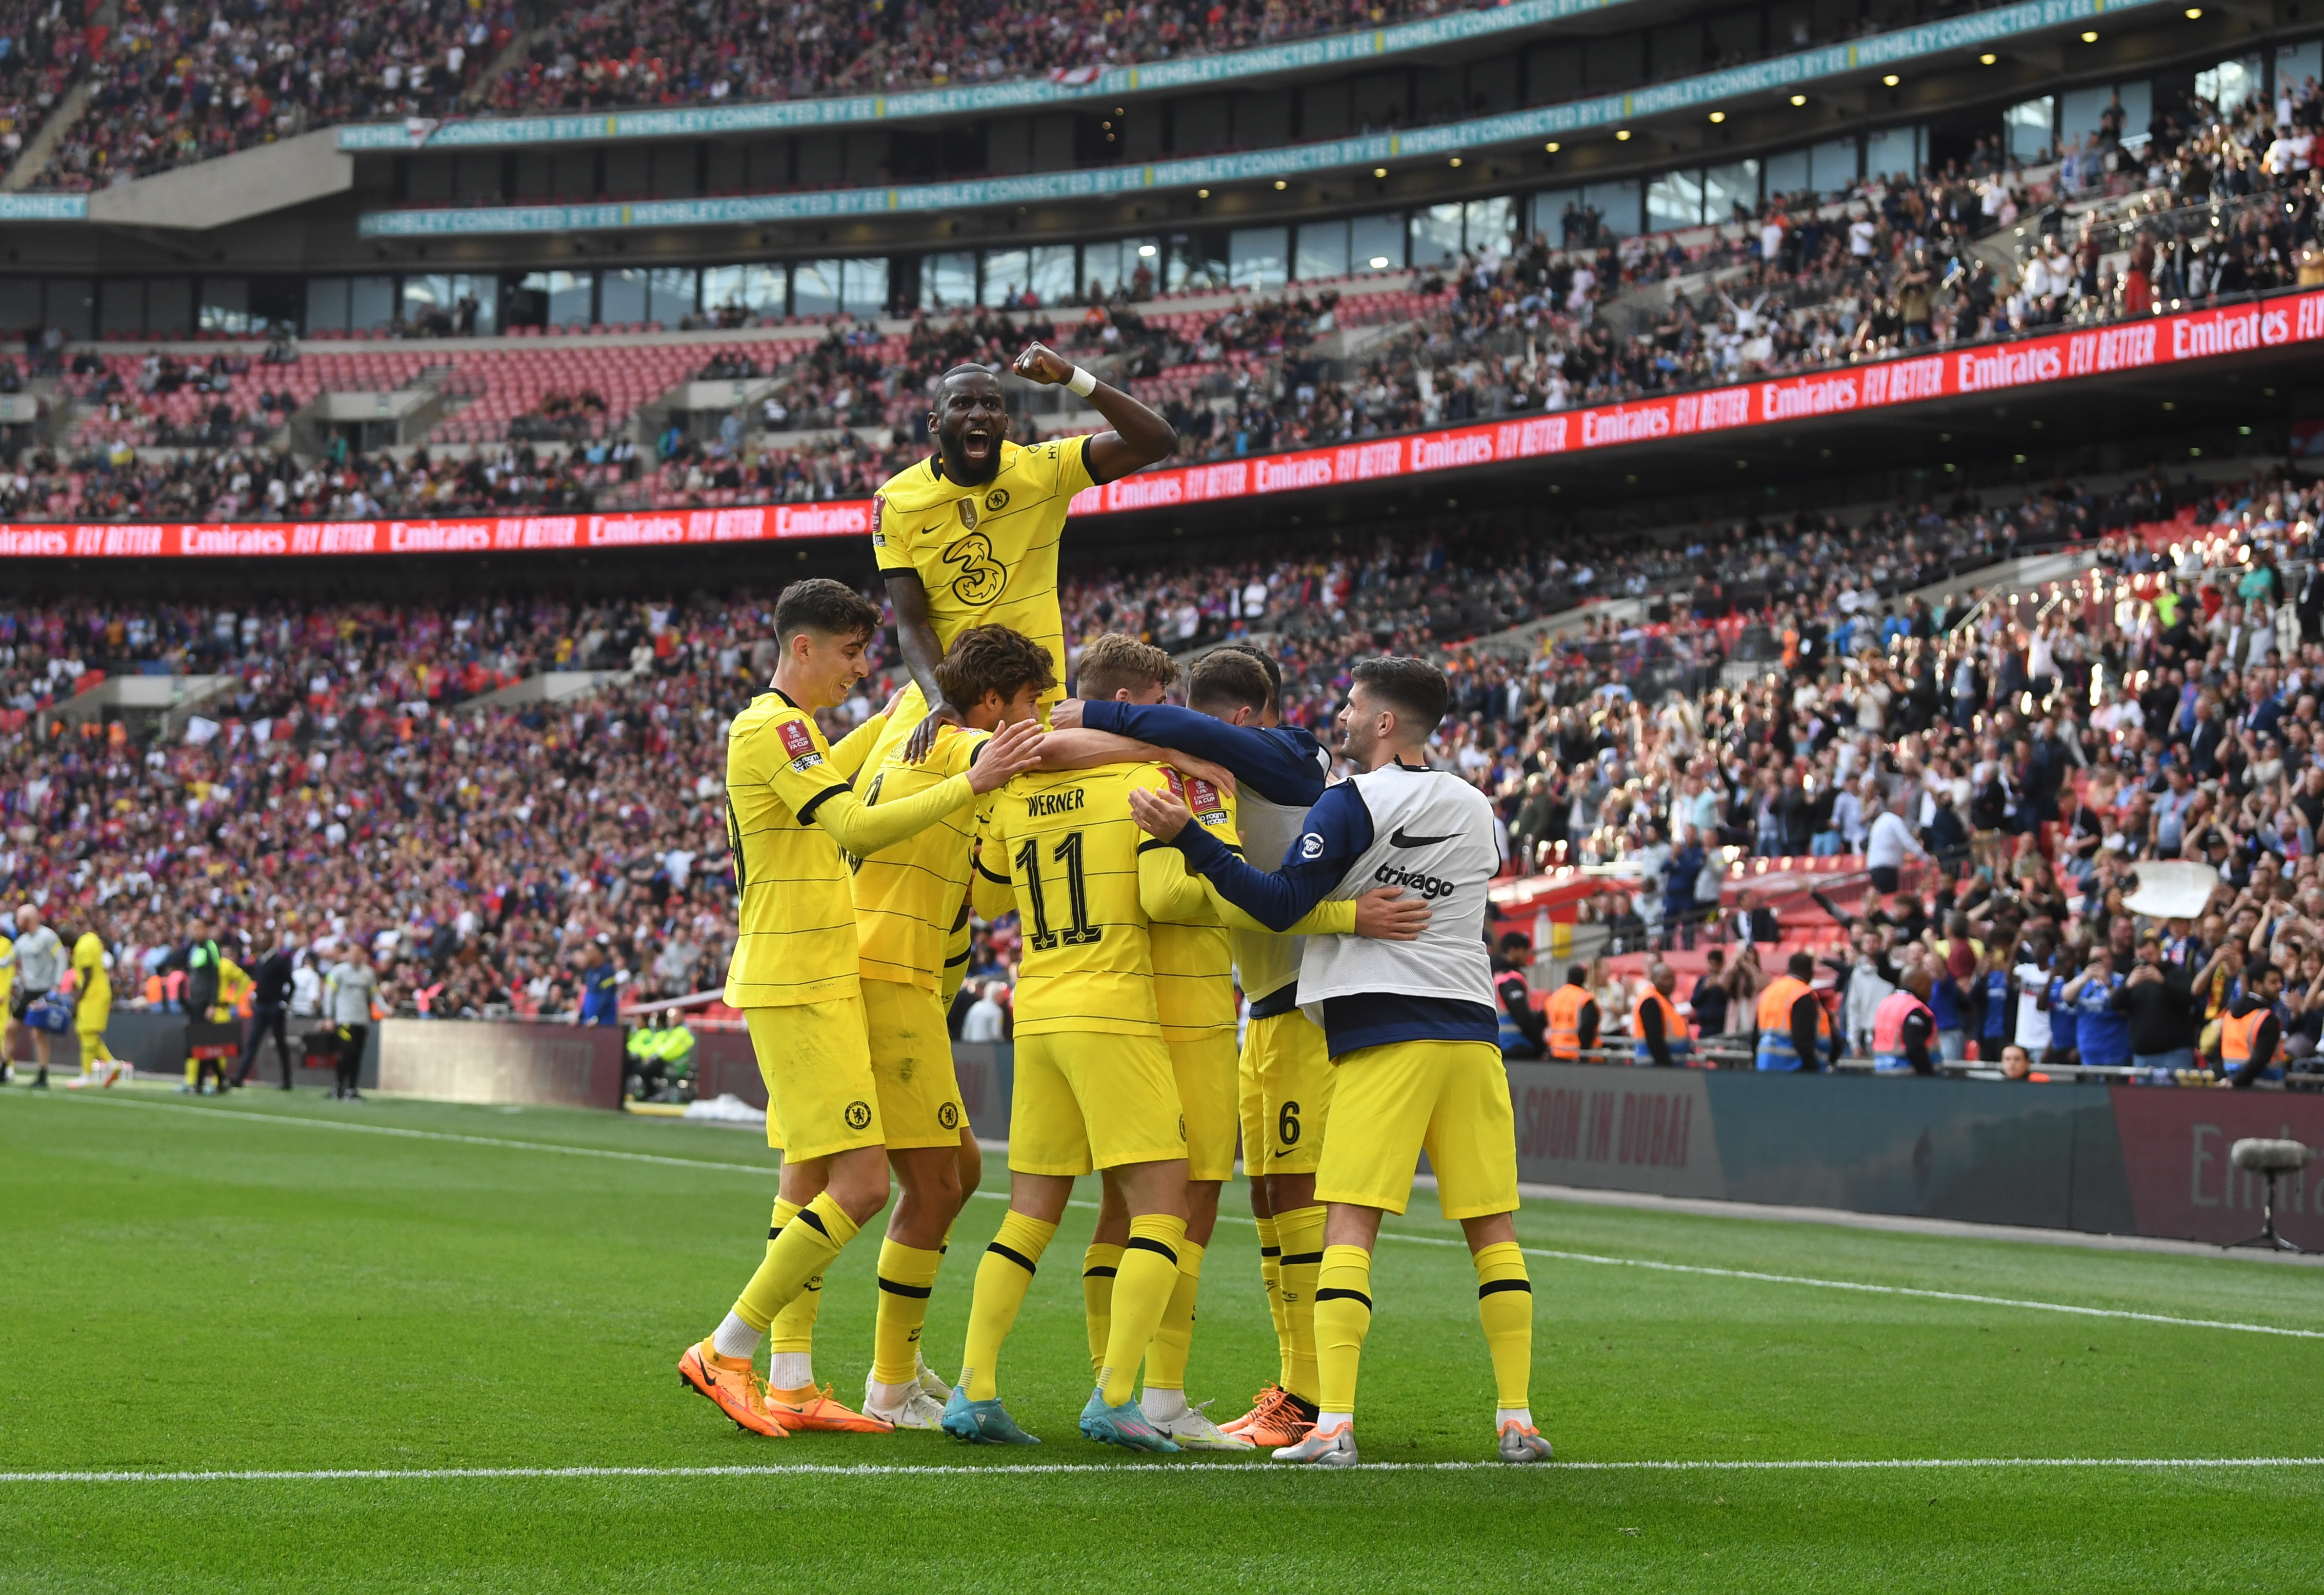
[47,278,93,340]
[1351,212,1405,272]
[1809,136,1859,195]
[2279,41,2322,97]
[1166,234,1230,292]
[508,270,593,329]
[403,274,497,336]
[99,280,143,338]
[976,249,1032,307]
[1295,220,1351,281]
[2058,82,2151,168]
[0,278,37,337]
[703,264,785,318]
[2006,96,2055,163]
[199,279,254,336]
[794,260,845,315]
[1228,227,1288,290]
[843,258,890,314]
[600,268,696,326]
[1646,170,1705,231]
[350,276,399,333]
[921,252,976,309]
[1411,204,1465,269]
[1704,161,1760,226]
[2196,54,2263,111]
[306,278,350,333]
[1862,125,1923,184]
[1464,197,1514,254]
[1024,248,1075,308]
[1082,238,1161,299]
[146,279,193,337]
[1531,183,1639,242]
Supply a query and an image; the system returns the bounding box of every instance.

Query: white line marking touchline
[6,1459,2324,1484]
[41,1094,2323,1341]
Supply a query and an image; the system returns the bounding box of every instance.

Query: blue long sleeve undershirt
[1080,701,1326,808]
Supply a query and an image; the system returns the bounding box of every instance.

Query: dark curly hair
[934,624,1057,710]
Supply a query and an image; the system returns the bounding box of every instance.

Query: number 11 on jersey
[1014,831,1103,951]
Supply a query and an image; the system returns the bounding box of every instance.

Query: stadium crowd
[8,63,2322,516]
[0,455,2310,1080]
[7,0,1974,193]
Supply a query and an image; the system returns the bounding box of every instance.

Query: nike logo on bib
[1388,828,1455,848]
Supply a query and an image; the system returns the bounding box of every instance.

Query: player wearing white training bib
[1129,655,1551,1469]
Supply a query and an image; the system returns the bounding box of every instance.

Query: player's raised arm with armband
[1008,341,1177,485]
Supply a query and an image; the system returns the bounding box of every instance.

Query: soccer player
[1130,656,1553,1467]
[1052,640,1340,1447]
[1051,635,1250,1450]
[875,343,1176,759]
[70,914,116,1084]
[850,623,1059,1429]
[678,579,1044,1440]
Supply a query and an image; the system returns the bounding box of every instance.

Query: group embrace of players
[674,346,1551,1463]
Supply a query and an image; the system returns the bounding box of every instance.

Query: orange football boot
[1229,1386,1318,1448]
[1219,1384,1285,1435]
[678,1340,788,1437]
[766,1383,896,1433]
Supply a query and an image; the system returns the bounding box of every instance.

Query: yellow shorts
[1314,1040,1518,1220]
[863,978,967,1150]
[747,998,884,1162]
[1167,1030,1239,1183]
[1240,1008,1333,1177]
[1008,1031,1185,1177]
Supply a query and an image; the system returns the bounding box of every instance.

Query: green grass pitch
[5,1082,2323,1592]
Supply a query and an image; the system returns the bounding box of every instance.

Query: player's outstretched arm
[1053,699,1324,807]
[1012,342,1176,484]
[811,719,1044,855]
[1129,781,1371,933]
[1036,727,1236,798]
[1205,884,1430,941]
[883,570,959,764]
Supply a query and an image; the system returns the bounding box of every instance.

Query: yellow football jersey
[72,931,110,1010]
[971,761,1174,1038]
[851,715,993,990]
[872,435,1096,699]
[724,690,971,1009]
[1140,766,1240,1041]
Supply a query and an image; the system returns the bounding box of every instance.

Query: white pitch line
[1368,1230,2324,1341]
[32,1092,2324,1342]
[6,1458,2324,1484]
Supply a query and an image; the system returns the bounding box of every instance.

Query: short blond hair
[1075,632,1179,702]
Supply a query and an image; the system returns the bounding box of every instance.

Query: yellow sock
[1098,1214,1186,1406]
[764,1200,821,1382]
[1314,1244,1373,1415]
[732,1191,858,1333]
[960,1210,1056,1401]
[1472,1241,1533,1410]
[1143,1237,1204,1393]
[1081,1243,1123,1381]
[1274,1205,1327,1403]
[871,1238,945,1387]
[1255,1217,1291,1388]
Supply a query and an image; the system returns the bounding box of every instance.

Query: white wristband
[1067,364,1098,397]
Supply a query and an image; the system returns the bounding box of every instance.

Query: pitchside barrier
[340,1019,2324,1247]
[6,1010,377,1087]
